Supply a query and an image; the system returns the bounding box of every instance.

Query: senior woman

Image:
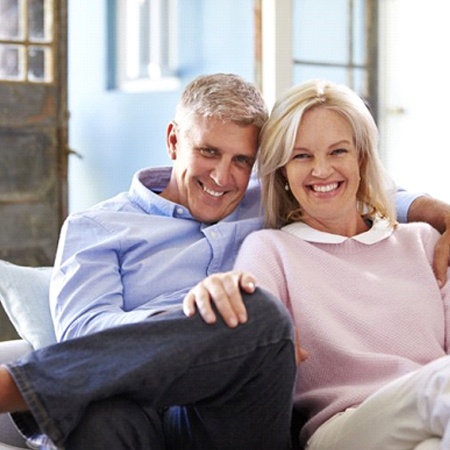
[186,79,450,449]
[235,79,450,449]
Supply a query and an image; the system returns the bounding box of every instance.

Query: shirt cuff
[395,188,429,223]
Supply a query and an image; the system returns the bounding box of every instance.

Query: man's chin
[191,197,242,223]
[192,208,228,224]
[194,214,224,224]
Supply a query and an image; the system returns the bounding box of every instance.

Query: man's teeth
[312,182,339,193]
[203,186,224,197]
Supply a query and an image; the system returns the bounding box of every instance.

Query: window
[113,0,179,92]
[0,0,54,83]
[257,0,378,120]
[292,0,378,119]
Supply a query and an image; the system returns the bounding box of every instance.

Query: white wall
[379,0,450,202]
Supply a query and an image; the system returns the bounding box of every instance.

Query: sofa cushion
[0,260,56,349]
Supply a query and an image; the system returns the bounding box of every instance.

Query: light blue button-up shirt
[50,166,419,341]
[50,167,264,340]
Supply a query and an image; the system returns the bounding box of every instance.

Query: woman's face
[284,107,364,235]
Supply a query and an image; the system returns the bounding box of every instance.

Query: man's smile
[201,182,226,198]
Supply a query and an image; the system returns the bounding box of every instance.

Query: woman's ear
[166,121,178,160]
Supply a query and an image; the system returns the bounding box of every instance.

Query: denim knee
[242,287,295,342]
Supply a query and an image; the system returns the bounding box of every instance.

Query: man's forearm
[408,195,450,234]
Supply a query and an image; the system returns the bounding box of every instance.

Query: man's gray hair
[175,73,268,131]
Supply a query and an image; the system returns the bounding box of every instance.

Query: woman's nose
[311,158,333,178]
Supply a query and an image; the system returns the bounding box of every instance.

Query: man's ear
[166,121,178,160]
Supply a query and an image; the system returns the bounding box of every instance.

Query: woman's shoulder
[394,221,441,250]
[244,227,286,242]
[242,227,300,247]
[396,221,440,238]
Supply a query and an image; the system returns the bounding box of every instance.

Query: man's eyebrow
[195,143,220,151]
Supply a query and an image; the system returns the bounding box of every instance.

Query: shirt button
[210,231,218,239]
[177,207,184,214]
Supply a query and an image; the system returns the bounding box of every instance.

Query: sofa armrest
[0,340,32,449]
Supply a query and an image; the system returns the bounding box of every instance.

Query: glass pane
[294,64,349,85]
[293,0,349,64]
[293,64,367,98]
[0,0,23,40]
[29,0,53,42]
[0,43,25,80]
[28,45,52,82]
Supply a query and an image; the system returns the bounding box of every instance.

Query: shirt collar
[127,166,262,224]
[128,167,194,219]
[282,215,394,244]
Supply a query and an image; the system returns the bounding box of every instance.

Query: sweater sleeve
[234,231,289,307]
[417,223,450,353]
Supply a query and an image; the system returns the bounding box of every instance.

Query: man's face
[161,115,259,223]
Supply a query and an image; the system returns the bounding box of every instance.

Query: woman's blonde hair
[258,79,397,228]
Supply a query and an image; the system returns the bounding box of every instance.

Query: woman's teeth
[311,182,339,193]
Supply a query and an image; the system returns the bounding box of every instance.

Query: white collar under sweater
[282,215,394,245]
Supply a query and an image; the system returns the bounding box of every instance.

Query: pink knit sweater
[234,221,450,445]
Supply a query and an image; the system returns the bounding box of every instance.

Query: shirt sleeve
[395,187,428,224]
[50,214,155,341]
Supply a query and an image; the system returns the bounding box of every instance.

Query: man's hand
[432,228,450,287]
[407,195,450,286]
[184,271,310,364]
[183,271,256,328]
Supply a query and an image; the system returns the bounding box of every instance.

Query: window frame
[0,0,55,84]
[111,0,180,92]
[256,0,378,121]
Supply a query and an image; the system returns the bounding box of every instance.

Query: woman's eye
[294,153,310,160]
[332,148,348,155]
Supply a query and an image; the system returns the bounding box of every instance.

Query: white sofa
[0,260,55,449]
[0,260,444,450]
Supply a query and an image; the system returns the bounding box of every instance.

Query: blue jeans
[8,288,296,449]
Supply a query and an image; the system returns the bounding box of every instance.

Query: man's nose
[210,161,231,186]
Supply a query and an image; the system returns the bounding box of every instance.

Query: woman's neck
[301,212,370,237]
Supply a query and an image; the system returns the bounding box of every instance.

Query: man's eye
[199,147,218,157]
[234,156,254,167]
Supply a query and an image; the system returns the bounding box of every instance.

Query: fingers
[183,283,218,324]
[432,231,450,287]
[294,328,308,365]
[202,272,248,328]
[239,273,256,294]
[182,271,256,328]
[183,288,215,322]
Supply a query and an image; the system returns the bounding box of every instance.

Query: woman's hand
[183,271,256,328]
